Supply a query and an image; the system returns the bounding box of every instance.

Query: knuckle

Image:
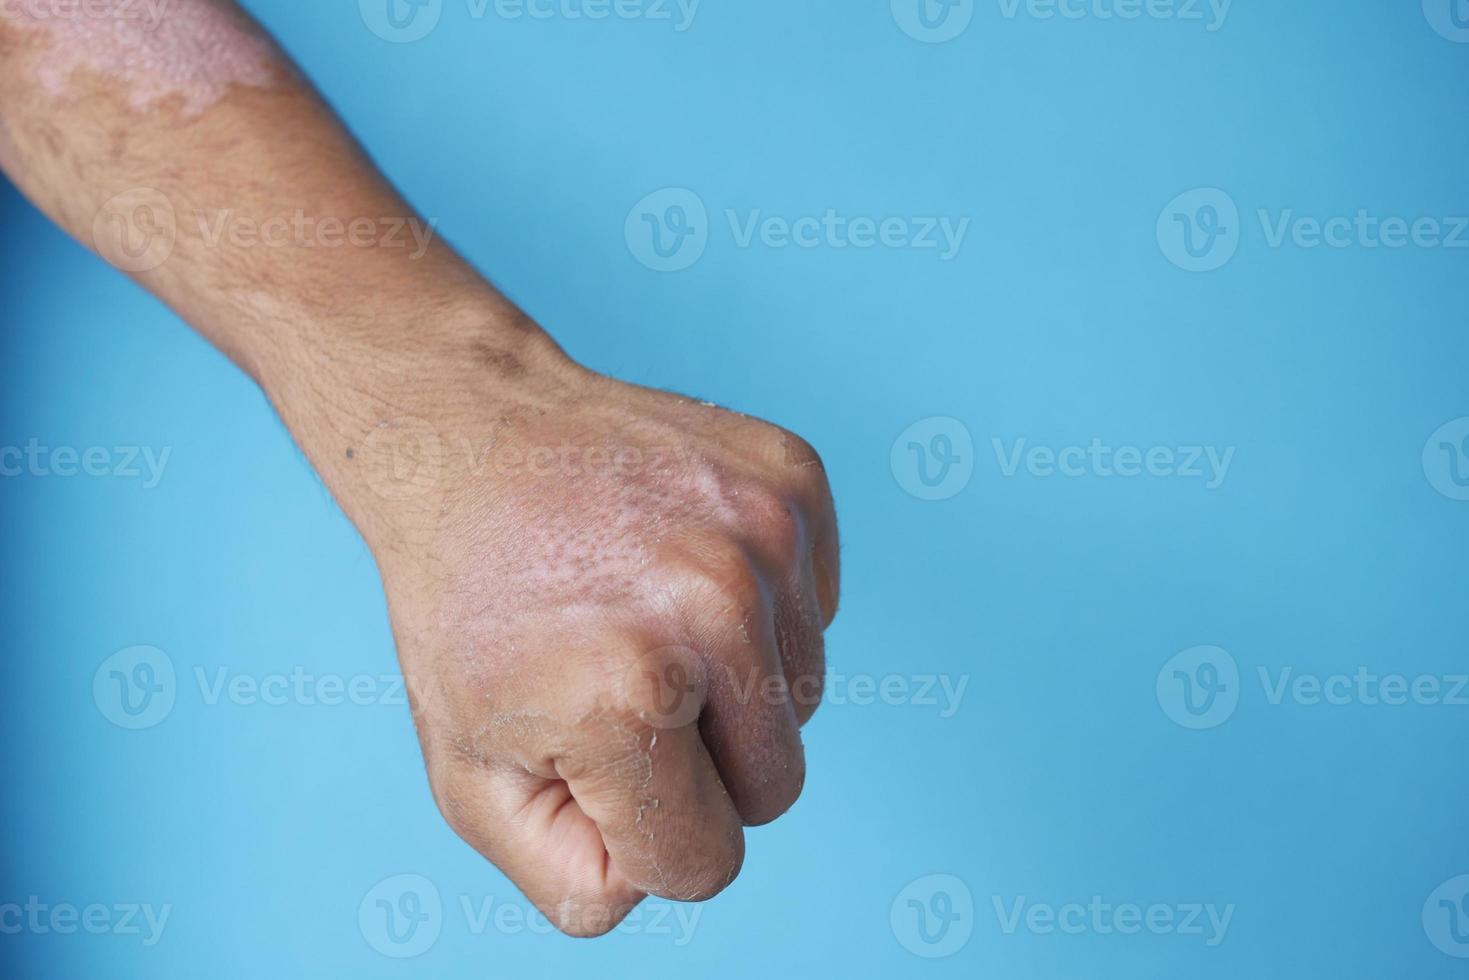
[772,429,831,499]
[662,834,745,902]
[547,895,641,938]
[774,594,826,725]
[781,644,825,726]
[429,770,488,849]
[678,866,743,904]
[778,430,826,474]
[737,486,803,566]
[738,755,808,827]
[607,645,708,731]
[676,537,766,616]
[791,669,825,725]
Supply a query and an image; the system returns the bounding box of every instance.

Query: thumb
[430,762,646,937]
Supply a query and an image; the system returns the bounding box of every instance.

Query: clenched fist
[318,325,840,936]
[0,0,839,943]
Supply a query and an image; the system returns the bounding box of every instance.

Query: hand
[0,0,839,940]
[341,330,840,936]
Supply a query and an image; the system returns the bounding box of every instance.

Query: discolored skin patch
[7,1,277,117]
[429,416,744,680]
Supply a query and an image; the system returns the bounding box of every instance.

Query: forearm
[0,0,569,538]
[3,4,841,933]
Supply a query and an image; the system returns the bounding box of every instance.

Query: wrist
[258,288,589,545]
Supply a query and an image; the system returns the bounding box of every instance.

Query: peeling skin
[628,728,669,894]
[8,1,276,117]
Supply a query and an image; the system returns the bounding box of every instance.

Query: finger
[699,604,808,824]
[726,488,826,728]
[673,536,807,826]
[772,430,841,627]
[810,513,840,629]
[429,762,646,937]
[555,704,746,903]
[774,557,826,726]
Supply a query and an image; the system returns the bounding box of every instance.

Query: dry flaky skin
[0,1,840,936]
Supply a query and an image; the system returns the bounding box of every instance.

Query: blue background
[2,0,1467,976]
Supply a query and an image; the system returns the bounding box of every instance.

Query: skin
[0,1,839,936]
